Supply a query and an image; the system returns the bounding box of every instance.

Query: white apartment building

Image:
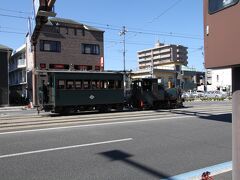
[9,45,28,104]
[132,42,194,89]
[137,41,188,71]
[206,68,232,92]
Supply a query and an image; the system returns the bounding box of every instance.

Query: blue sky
[0,0,204,71]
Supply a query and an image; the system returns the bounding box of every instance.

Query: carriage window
[209,0,239,14]
[108,80,115,89]
[92,81,96,89]
[58,80,65,89]
[66,80,74,89]
[83,80,90,89]
[100,81,107,89]
[96,81,100,89]
[75,81,82,89]
[92,80,100,89]
[115,81,122,89]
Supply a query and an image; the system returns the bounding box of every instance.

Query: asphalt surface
[0,101,232,179]
[215,171,232,180]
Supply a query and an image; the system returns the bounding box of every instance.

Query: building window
[66,27,69,35]
[74,28,77,36]
[81,44,100,55]
[208,0,239,14]
[175,65,180,71]
[40,40,61,52]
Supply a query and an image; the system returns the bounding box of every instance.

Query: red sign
[40,63,46,69]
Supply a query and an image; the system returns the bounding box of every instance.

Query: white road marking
[0,115,194,135]
[0,138,133,159]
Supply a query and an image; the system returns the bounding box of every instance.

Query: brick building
[27,17,104,104]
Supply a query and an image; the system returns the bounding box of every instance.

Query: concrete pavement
[0,101,232,179]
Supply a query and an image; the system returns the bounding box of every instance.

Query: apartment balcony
[158,48,171,54]
[155,54,171,60]
[139,63,151,68]
[153,59,173,65]
[138,52,152,58]
[154,66,175,70]
[17,59,26,68]
[9,80,27,87]
[138,57,152,62]
[9,59,26,72]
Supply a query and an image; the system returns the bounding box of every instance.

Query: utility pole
[120,26,127,96]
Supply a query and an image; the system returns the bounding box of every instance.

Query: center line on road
[0,138,133,159]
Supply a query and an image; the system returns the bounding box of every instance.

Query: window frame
[208,0,239,14]
[81,44,100,55]
[57,80,65,89]
[66,80,74,89]
[40,40,61,53]
[75,80,82,89]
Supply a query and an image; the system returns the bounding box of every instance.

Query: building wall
[32,22,104,71]
[138,42,188,70]
[207,68,232,91]
[27,18,105,105]
[9,45,28,105]
[132,42,202,90]
[0,47,12,106]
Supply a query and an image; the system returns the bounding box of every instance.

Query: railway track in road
[0,104,232,132]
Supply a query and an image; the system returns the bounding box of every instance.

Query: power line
[148,0,183,24]
[127,30,203,40]
[0,30,26,35]
[127,0,183,40]
[0,13,31,20]
[0,8,32,15]
[0,28,203,49]
[0,25,26,31]
[0,10,202,40]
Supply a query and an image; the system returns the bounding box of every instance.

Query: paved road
[0,101,232,179]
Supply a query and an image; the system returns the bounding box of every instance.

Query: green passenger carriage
[40,71,124,113]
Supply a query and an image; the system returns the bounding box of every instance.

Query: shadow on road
[165,108,232,123]
[99,150,174,179]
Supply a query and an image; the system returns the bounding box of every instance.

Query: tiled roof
[47,17,104,32]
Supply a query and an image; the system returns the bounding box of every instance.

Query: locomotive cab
[129,78,166,109]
